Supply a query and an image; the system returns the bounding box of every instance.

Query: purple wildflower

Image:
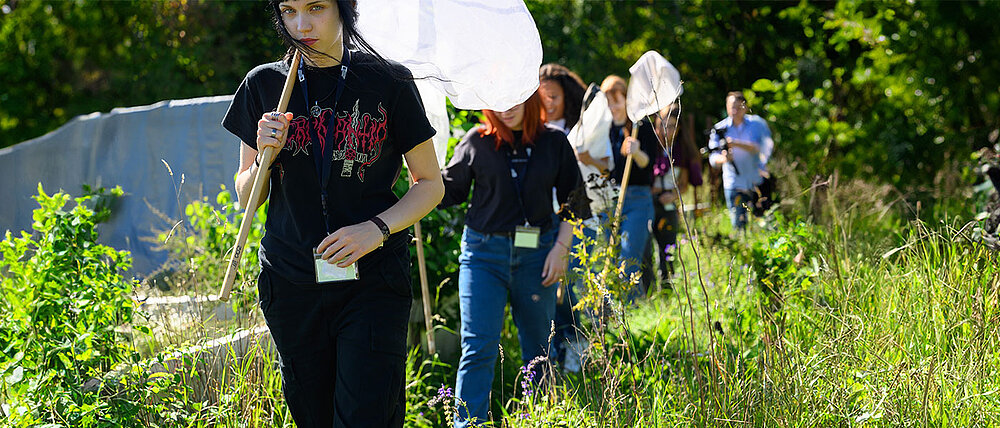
[519,356,547,397]
[427,384,455,407]
[438,385,454,398]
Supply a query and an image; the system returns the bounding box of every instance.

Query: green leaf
[751,78,776,92]
[57,352,73,369]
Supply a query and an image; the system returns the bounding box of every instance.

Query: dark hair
[267,0,406,79]
[480,91,546,150]
[539,63,586,130]
[726,91,746,103]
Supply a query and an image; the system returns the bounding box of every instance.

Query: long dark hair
[539,63,586,130]
[267,0,407,79]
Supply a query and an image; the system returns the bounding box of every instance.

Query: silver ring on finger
[270,128,278,138]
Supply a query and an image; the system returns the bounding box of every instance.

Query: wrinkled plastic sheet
[0,96,239,275]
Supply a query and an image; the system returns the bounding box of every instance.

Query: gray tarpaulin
[0,96,240,275]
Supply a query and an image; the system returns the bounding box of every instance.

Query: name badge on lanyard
[514,225,540,249]
[314,251,360,283]
[507,146,540,249]
[299,48,358,283]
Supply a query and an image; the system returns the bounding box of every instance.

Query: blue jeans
[725,188,757,230]
[618,186,654,302]
[455,226,558,427]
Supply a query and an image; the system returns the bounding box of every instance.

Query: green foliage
[0,0,280,147]
[526,0,996,190]
[741,213,822,305]
[0,185,189,427]
[746,0,999,188]
[152,185,264,307]
[4,0,994,191]
[409,204,1000,426]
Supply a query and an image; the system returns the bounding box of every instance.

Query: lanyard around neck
[502,144,533,226]
[297,48,350,234]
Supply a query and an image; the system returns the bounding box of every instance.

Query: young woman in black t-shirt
[440,91,588,427]
[221,1,443,426]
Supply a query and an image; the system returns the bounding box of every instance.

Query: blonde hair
[600,75,627,98]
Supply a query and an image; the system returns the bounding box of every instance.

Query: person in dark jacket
[539,63,600,373]
[440,90,589,427]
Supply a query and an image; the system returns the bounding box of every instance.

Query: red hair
[480,91,546,150]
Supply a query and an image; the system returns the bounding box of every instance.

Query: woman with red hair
[440,91,589,427]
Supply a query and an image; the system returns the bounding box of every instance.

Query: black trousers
[643,203,679,290]
[257,242,413,428]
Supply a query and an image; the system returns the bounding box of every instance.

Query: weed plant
[4,164,997,427]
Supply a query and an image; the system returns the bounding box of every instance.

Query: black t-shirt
[222,52,435,284]
[440,126,591,233]
[609,119,659,187]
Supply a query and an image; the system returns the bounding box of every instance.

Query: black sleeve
[222,72,264,151]
[553,133,592,221]
[390,78,436,155]
[439,132,475,208]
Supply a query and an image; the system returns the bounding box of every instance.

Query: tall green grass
[409,170,999,427]
[6,167,994,427]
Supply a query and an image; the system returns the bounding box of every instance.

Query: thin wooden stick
[412,213,437,355]
[611,124,641,237]
[219,50,302,302]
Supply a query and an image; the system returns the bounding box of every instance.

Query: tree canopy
[2,0,997,188]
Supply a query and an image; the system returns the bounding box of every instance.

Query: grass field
[3,172,997,427]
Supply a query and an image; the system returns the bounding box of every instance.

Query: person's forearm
[632,149,650,168]
[235,165,270,212]
[555,221,573,249]
[579,151,610,172]
[595,156,611,171]
[376,175,445,234]
[729,140,759,154]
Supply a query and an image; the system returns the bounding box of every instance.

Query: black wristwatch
[370,216,390,247]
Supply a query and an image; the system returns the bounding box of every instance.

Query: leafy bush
[741,213,822,311]
[0,185,189,427]
[150,185,264,307]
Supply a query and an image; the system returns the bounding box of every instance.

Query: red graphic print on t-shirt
[283,100,387,182]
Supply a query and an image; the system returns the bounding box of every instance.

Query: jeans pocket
[462,228,487,250]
